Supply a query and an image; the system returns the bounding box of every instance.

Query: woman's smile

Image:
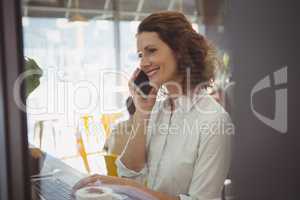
[145,66,160,78]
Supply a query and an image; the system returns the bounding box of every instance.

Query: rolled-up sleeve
[179,113,233,200]
[115,156,148,184]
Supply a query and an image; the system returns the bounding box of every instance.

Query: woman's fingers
[72,176,99,199]
[146,87,158,107]
[72,174,99,192]
[149,86,158,96]
[71,175,141,200]
[72,175,119,192]
[128,79,136,96]
[128,70,145,105]
[128,68,141,94]
[129,68,140,84]
[132,68,140,79]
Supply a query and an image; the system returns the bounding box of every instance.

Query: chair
[103,153,118,176]
[81,115,93,143]
[100,112,123,176]
[75,114,106,174]
[74,113,123,175]
[74,125,91,173]
[33,118,59,150]
[100,112,123,138]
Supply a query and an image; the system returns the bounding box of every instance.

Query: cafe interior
[0,0,298,200]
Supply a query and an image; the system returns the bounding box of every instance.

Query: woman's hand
[72,174,179,200]
[129,68,158,118]
[72,174,141,194]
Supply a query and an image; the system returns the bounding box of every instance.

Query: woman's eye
[137,52,143,58]
[148,48,157,53]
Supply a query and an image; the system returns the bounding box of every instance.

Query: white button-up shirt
[116,90,233,200]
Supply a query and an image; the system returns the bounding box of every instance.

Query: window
[22,0,217,175]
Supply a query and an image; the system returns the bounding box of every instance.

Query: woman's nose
[140,56,151,69]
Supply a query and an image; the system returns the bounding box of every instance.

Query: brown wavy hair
[138,11,219,93]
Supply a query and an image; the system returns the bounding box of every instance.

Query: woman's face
[136,32,180,88]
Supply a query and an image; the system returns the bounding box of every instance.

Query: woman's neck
[166,85,181,98]
[165,77,182,97]
[164,77,183,111]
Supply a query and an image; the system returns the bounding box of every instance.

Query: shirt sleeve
[115,156,148,184]
[179,113,233,200]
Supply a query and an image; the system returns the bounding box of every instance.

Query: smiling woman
[72,11,233,200]
[137,11,218,94]
[136,32,179,90]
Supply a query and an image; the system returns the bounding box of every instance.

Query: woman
[73,11,233,200]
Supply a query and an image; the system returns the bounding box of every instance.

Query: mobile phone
[133,70,152,97]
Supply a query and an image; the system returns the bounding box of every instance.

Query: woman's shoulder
[192,92,231,123]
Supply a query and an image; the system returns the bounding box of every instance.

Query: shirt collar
[162,89,208,113]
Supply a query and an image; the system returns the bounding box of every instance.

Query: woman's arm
[182,113,233,200]
[119,112,149,171]
[119,69,157,172]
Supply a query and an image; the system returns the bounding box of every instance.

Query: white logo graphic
[250,67,288,133]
